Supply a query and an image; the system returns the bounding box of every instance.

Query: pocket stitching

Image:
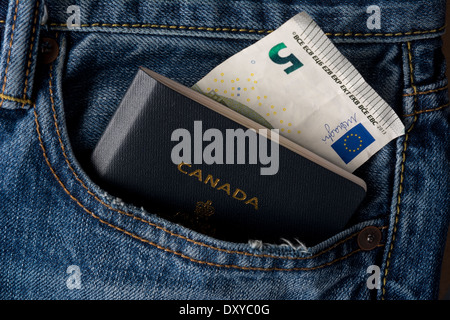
[47,63,377,260]
[402,101,450,117]
[0,0,20,108]
[46,22,446,38]
[35,100,386,270]
[381,41,419,299]
[35,37,384,270]
[402,84,448,97]
[21,0,40,108]
[0,93,32,106]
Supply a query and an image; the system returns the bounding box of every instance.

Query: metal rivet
[357,226,382,251]
[40,38,59,64]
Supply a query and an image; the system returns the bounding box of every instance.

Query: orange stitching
[21,1,40,109]
[325,25,445,37]
[34,99,383,271]
[44,57,383,264]
[0,0,19,109]
[402,85,448,97]
[51,68,388,259]
[402,102,450,117]
[0,93,32,105]
[382,42,418,299]
[47,22,446,37]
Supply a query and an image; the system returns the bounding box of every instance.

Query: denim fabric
[0,0,448,300]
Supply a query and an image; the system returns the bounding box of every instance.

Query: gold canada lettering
[177,162,259,210]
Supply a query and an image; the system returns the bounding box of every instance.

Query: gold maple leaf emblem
[194,200,215,218]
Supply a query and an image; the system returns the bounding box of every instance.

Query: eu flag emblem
[331,123,375,164]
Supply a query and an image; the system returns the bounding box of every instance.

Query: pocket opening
[41,31,392,264]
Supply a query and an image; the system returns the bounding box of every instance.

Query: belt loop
[0,0,43,110]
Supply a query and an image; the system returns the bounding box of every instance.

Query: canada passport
[91,67,366,245]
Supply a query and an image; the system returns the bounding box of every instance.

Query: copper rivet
[357,226,382,251]
[40,38,59,64]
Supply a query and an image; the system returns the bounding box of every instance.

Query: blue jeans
[0,0,448,299]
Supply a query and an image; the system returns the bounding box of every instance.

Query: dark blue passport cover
[91,67,366,245]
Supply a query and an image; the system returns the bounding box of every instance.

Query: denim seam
[48,60,381,260]
[33,56,387,267]
[21,0,40,109]
[381,41,419,299]
[402,101,450,117]
[35,95,387,270]
[402,85,448,97]
[0,0,19,108]
[0,93,32,105]
[46,22,446,37]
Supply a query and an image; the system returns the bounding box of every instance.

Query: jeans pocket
[27,30,389,299]
[378,39,450,300]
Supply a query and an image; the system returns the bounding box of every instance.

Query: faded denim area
[0,0,448,299]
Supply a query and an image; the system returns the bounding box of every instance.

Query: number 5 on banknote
[269,42,303,74]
